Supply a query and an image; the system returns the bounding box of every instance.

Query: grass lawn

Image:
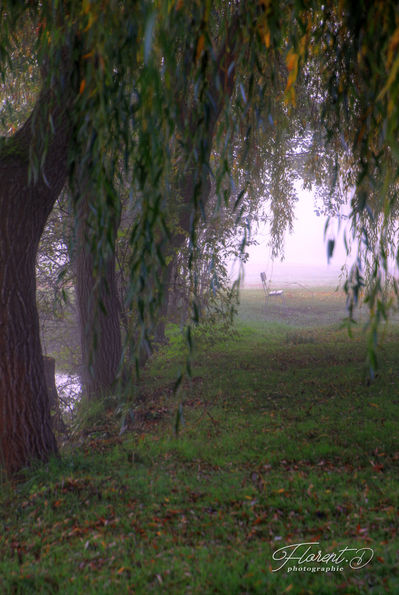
[1,288,399,593]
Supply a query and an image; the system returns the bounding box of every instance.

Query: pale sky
[243,186,352,287]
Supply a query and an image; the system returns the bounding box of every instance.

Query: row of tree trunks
[0,11,239,474]
[71,14,241,375]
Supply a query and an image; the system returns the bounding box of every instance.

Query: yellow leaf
[82,0,91,15]
[117,567,126,574]
[387,26,399,69]
[83,13,95,33]
[196,34,205,62]
[264,30,271,49]
[377,52,399,102]
[285,49,299,107]
[286,49,298,72]
[299,34,307,58]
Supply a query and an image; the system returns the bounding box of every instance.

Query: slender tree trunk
[156,166,212,336]
[0,90,70,474]
[74,193,122,399]
[157,28,238,337]
[153,259,174,344]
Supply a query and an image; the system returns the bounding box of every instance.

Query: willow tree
[124,2,298,352]
[291,1,399,369]
[0,0,291,472]
[0,1,141,473]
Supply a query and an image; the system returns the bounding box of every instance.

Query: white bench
[260,272,285,307]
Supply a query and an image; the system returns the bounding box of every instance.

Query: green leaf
[144,12,156,65]
[327,239,335,263]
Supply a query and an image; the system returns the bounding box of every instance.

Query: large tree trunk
[74,193,122,399]
[0,89,70,474]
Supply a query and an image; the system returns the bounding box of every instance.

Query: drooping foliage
[297,1,399,369]
[1,0,399,470]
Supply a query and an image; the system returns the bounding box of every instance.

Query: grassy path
[1,289,399,593]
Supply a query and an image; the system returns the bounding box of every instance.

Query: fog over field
[243,187,351,287]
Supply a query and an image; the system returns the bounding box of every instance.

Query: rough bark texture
[74,194,122,399]
[0,88,71,474]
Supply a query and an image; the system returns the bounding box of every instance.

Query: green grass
[1,288,399,593]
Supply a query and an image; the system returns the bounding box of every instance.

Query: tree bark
[74,193,122,399]
[0,88,70,474]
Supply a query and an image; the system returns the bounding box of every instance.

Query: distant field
[242,262,344,288]
[238,286,350,328]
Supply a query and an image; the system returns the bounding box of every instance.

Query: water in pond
[55,373,81,413]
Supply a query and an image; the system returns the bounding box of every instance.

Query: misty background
[242,186,351,288]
